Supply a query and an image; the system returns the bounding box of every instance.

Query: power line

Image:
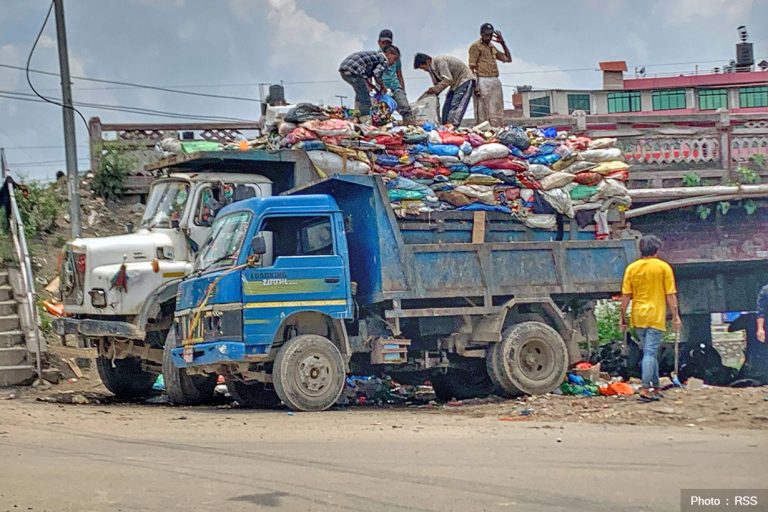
[25,0,91,136]
[0,90,255,122]
[9,158,89,167]
[1,62,262,103]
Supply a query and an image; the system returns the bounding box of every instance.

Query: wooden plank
[471,211,486,244]
[65,358,84,379]
[49,345,98,359]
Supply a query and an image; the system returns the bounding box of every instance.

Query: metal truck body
[171,175,638,411]
[53,150,320,399]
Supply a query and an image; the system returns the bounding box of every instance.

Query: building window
[739,86,768,108]
[567,94,591,114]
[652,89,686,110]
[607,91,641,113]
[698,89,728,110]
[529,96,551,117]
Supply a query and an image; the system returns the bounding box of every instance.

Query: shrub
[91,149,135,200]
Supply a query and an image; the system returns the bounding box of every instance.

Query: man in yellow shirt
[620,235,682,401]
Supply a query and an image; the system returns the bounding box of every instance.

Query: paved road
[0,400,765,512]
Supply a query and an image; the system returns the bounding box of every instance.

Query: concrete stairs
[0,270,35,386]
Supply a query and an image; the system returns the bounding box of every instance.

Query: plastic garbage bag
[454,184,496,204]
[307,150,370,175]
[527,164,552,180]
[572,171,602,186]
[463,143,510,165]
[497,126,530,150]
[578,148,624,163]
[411,95,440,125]
[285,103,329,123]
[595,178,629,199]
[523,214,557,230]
[588,137,617,149]
[539,171,575,191]
[539,188,575,218]
[302,119,356,137]
[528,153,561,166]
[592,161,630,175]
[569,184,599,201]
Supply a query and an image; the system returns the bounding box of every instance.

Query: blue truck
[168,174,638,411]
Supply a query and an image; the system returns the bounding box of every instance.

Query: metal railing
[1,148,44,383]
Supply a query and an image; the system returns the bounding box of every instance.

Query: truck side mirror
[251,236,267,255]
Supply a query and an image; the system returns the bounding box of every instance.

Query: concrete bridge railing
[510,110,768,188]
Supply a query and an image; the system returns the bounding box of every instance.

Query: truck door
[240,214,351,355]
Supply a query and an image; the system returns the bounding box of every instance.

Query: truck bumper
[52,317,143,339]
[171,341,246,369]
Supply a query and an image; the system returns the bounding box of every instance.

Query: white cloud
[656,0,753,25]
[263,0,363,72]
[0,44,21,91]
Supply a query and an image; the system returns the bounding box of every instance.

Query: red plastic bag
[369,134,404,148]
[604,169,630,181]
[438,131,468,146]
[481,158,528,172]
[573,171,602,186]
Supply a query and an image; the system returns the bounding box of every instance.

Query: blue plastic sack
[375,93,398,113]
[460,141,473,155]
[536,142,559,156]
[376,154,402,167]
[509,146,529,159]
[457,203,512,214]
[422,122,435,132]
[528,153,561,166]
[448,163,469,173]
[541,127,557,139]
[294,140,326,151]
[567,373,585,386]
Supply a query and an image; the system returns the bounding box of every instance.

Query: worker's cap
[378,29,393,42]
[480,23,494,34]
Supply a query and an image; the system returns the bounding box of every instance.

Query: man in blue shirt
[377,29,415,124]
[757,283,768,343]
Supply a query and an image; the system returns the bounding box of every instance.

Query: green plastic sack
[569,185,599,201]
[388,189,425,201]
[180,140,223,153]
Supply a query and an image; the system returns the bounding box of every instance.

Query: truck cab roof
[216,193,341,219]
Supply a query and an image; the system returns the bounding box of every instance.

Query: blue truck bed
[288,175,638,308]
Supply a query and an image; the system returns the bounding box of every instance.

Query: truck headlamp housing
[89,289,107,308]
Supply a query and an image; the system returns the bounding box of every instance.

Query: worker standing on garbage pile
[414,53,476,127]
[377,31,415,125]
[757,282,768,342]
[619,235,682,402]
[468,22,511,128]
[339,49,397,124]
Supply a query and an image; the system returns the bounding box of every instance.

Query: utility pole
[53,0,80,238]
[335,95,348,107]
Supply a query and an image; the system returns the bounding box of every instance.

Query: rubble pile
[157,102,633,234]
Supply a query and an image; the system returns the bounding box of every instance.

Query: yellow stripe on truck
[244,299,347,309]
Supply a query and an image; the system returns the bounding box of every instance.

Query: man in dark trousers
[620,235,681,401]
[414,53,475,127]
[757,283,767,343]
[339,48,398,124]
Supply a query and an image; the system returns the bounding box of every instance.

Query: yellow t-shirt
[621,257,677,331]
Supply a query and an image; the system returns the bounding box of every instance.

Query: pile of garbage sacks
[157,102,633,233]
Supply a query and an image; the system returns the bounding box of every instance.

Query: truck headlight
[89,289,107,308]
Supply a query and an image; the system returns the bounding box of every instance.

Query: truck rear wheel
[227,379,282,408]
[273,334,346,412]
[96,356,156,399]
[162,330,217,405]
[487,321,568,396]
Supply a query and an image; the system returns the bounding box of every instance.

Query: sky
[1,0,766,180]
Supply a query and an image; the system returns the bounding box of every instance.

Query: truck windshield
[141,180,190,229]
[196,211,251,271]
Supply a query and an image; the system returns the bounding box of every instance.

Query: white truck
[53,150,320,401]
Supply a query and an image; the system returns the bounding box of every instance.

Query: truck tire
[272,334,346,412]
[227,379,282,409]
[487,321,568,396]
[96,356,156,399]
[162,330,217,405]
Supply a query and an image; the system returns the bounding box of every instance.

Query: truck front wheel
[272,334,346,412]
[96,356,156,399]
[487,321,568,396]
[162,330,217,405]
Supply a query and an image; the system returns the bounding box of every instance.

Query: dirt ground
[5,364,768,431]
[1,380,767,512]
